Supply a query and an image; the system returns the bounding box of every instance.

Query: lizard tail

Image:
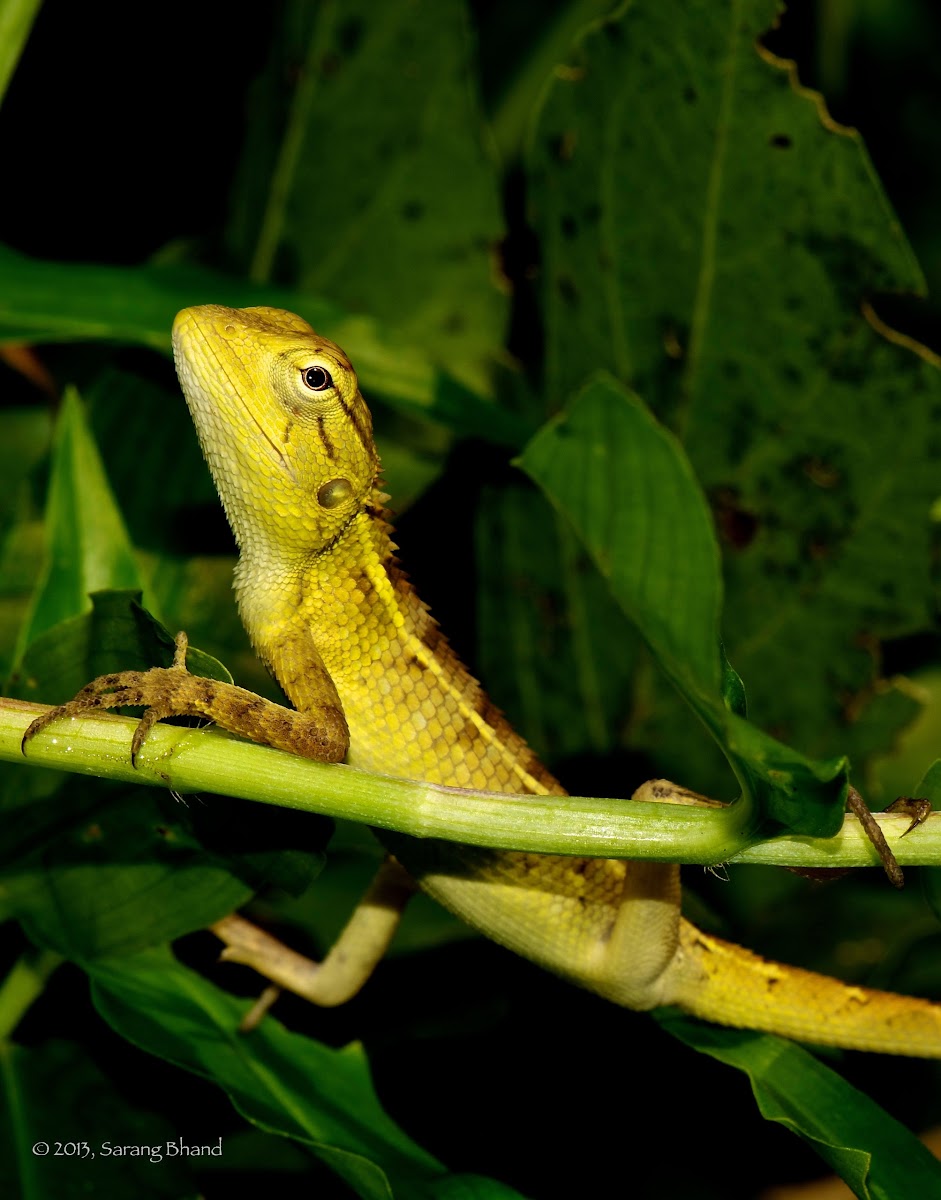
[665,918,941,1057]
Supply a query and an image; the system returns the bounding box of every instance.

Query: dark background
[2,2,940,1197]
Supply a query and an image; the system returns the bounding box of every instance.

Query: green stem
[2,696,938,869]
[0,949,64,1041]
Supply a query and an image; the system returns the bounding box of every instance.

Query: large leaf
[0,1039,192,1198]
[0,245,528,444]
[14,387,144,662]
[0,0,42,102]
[658,1012,941,1200]
[89,948,526,1200]
[475,480,637,762]
[521,374,848,834]
[6,583,335,957]
[528,0,941,772]
[228,0,507,390]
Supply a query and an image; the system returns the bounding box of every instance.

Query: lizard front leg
[22,630,415,1010]
[22,631,349,764]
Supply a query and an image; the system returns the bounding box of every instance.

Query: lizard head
[172,304,381,560]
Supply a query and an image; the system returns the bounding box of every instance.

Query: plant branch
[2,696,937,869]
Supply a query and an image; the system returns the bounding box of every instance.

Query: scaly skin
[33,304,941,1055]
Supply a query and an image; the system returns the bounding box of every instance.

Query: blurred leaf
[0,1039,192,1198]
[1,596,253,957]
[89,948,526,1200]
[0,245,530,444]
[0,407,50,678]
[720,645,747,718]
[912,759,941,928]
[0,0,42,102]
[1,760,326,960]
[0,407,49,537]
[3,777,254,959]
[522,376,722,699]
[520,374,848,833]
[76,368,260,687]
[486,0,619,162]
[0,245,341,353]
[528,0,941,774]
[14,388,144,663]
[659,1012,941,1200]
[85,368,219,542]
[871,669,941,805]
[376,435,447,517]
[11,591,230,707]
[231,0,507,391]
[475,479,636,762]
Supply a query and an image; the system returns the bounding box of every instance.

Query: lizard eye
[302,365,333,392]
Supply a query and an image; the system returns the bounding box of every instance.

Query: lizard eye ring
[302,365,333,392]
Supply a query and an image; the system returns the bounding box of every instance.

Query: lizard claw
[885,795,932,838]
[21,631,196,766]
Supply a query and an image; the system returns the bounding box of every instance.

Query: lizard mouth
[233,385,297,483]
[177,319,297,483]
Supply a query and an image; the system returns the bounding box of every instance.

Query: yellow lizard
[25,304,941,1055]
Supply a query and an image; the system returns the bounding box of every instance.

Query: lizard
[23,303,941,1056]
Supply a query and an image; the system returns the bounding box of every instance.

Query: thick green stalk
[1,697,937,868]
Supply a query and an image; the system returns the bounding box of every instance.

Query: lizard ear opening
[318,478,353,509]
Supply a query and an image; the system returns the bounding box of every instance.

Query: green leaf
[658,1012,941,1200]
[0,1039,193,1198]
[4,593,325,957]
[0,244,528,445]
[231,0,507,390]
[88,948,526,1200]
[908,759,941,929]
[475,480,637,761]
[486,0,619,163]
[528,0,941,774]
[4,781,255,958]
[520,374,848,834]
[521,374,722,701]
[720,644,747,718]
[15,388,144,663]
[0,407,50,679]
[11,591,231,707]
[0,407,49,540]
[0,0,42,102]
[0,244,340,353]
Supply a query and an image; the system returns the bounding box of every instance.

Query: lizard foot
[885,795,932,837]
[23,631,225,765]
[23,629,349,766]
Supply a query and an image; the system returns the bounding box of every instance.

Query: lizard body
[34,304,941,1055]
